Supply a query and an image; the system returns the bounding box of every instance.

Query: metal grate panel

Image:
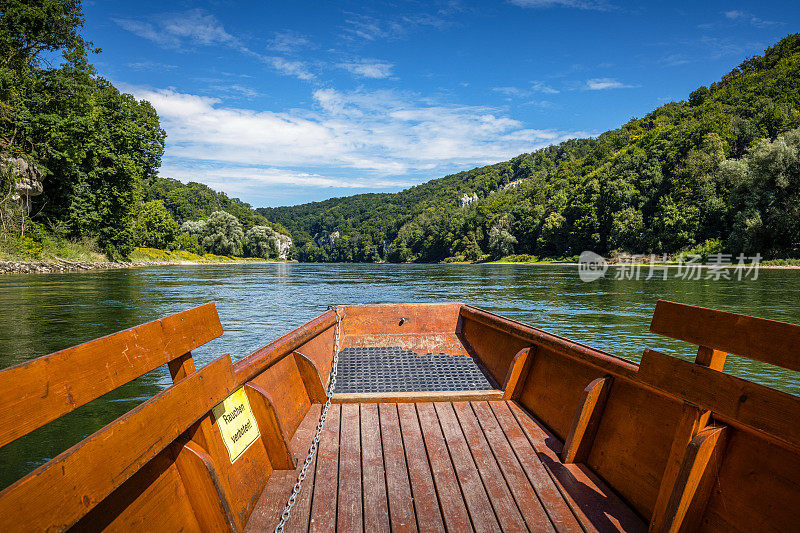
[335,346,493,393]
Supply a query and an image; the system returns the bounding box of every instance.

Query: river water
[1,263,799,489]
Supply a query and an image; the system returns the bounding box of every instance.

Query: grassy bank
[0,234,108,262]
[127,247,286,264]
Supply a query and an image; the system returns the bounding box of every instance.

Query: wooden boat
[1,301,799,532]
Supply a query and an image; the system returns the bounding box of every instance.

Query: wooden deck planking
[337,404,362,533]
[434,401,502,532]
[471,401,556,533]
[415,402,475,533]
[309,404,340,533]
[248,400,641,532]
[360,403,391,533]
[452,401,529,532]
[488,401,583,533]
[380,403,419,533]
[397,403,446,533]
[244,404,322,532]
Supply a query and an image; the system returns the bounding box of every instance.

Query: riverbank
[0,247,290,274]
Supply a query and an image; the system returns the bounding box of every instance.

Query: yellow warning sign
[212,387,260,463]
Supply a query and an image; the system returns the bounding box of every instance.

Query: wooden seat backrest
[0,353,235,531]
[641,300,800,448]
[0,302,223,448]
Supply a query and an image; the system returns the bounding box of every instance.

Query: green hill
[260,33,800,263]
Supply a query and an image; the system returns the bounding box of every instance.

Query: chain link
[274,305,342,533]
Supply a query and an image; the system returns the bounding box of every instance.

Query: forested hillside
[261,34,800,263]
[0,1,287,261]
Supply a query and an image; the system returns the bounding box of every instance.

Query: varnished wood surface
[246,400,641,532]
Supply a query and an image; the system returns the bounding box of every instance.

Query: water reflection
[0,263,799,488]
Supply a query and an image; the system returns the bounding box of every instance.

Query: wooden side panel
[638,349,800,450]
[0,302,223,448]
[517,347,604,440]
[292,323,336,389]
[73,450,202,533]
[504,401,646,533]
[249,354,311,440]
[0,354,234,532]
[649,300,800,371]
[460,315,529,387]
[342,303,462,336]
[561,376,613,464]
[586,379,683,519]
[700,427,800,532]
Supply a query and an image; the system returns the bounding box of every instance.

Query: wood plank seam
[416,403,475,533]
[410,403,452,533]
[470,401,555,533]
[486,401,582,533]
[449,401,507,531]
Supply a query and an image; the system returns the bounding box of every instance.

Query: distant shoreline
[3,258,799,275]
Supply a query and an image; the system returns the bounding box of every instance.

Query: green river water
[0,263,798,489]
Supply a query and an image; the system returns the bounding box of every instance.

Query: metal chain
[274,305,342,533]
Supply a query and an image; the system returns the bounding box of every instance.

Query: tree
[245,225,279,259]
[133,200,178,249]
[169,233,203,255]
[179,219,206,237]
[488,215,517,257]
[201,211,244,256]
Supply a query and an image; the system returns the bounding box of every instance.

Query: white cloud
[262,57,315,80]
[509,0,613,10]
[124,84,588,194]
[127,60,177,71]
[337,59,394,79]
[493,81,559,98]
[724,10,780,28]
[585,77,638,90]
[116,10,315,81]
[267,30,312,53]
[114,9,235,49]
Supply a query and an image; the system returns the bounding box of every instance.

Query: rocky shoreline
[0,258,153,274]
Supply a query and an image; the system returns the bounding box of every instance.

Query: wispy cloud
[267,30,312,53]
[262,56,315,80]
[341,10,453,42]
[509,0,613,10]
[493,81,559,98]
[116,10,315,81]
[127,60,177,71]
[724,10,781,28]
[338,59,394,79]
[584,77,638,90]
[123,84,588,195]
[114,9,235,49]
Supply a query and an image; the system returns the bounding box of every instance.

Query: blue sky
[81,1,797,207]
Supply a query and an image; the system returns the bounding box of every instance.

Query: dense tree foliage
[132,200,177,249]
[263,34,800,262]
[1,0,165,257]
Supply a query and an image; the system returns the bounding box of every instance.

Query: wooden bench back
[0,302,223,448]
[0,353,235,531]
[649,299,800,372]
